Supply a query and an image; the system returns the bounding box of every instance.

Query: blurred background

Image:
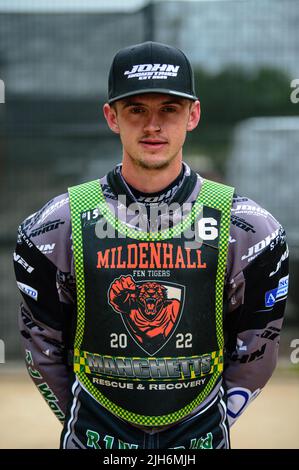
[0,0,298,449]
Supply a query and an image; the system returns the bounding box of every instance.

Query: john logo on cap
[124,64,180,81]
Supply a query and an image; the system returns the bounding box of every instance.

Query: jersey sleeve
[13,194,75,423]
[223,196,289,426]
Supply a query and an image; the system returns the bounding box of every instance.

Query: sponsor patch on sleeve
[265,275,289,307]
[17,282,38,301]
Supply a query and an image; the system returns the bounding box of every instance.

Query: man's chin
[137,155,172,170]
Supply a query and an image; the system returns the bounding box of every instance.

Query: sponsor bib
[69,178,234,426]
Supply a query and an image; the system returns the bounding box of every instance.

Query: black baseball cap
[108,41,198,104]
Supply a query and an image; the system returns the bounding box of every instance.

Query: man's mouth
[139,139,168,150]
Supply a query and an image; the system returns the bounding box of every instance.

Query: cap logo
[124,64,180,80]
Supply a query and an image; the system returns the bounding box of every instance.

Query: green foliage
[194,66,298,125]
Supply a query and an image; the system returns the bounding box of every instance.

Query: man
[13,41,289,449]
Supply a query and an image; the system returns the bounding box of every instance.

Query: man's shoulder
[231,193,282,236]
[20,192,70,236]
[232,193,276,218]
[19,175,108,239]
[17,192,72,267]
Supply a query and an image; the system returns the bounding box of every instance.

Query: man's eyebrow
[122,101,145,109]
[121,99,185,109]
[160,99,185,105]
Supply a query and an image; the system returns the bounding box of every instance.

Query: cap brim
[108,88,198,104]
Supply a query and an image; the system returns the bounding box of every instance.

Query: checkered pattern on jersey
[197,180,234,349]
[68,180,102,348]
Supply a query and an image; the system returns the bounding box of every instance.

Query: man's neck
[121,157,183,193]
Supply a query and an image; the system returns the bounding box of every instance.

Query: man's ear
[186,100,201,132]
[103,103,120,134]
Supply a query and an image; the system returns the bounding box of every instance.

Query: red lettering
[196,250,207,268]
[185,248,196,268]
[149,242,162,269]
[174,246,186,269]
[110,247,116,269]
[139,243,149,268]
[97,250,109,268]
[162,243,174,269]
[127,244,138,269]
[97,243,207,270]
[117,246,126,268]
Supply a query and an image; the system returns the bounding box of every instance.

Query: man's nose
[143,112,161,132]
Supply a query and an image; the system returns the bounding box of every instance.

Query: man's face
[103,93,200,170]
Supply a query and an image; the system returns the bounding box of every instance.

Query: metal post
[143,0,155,42]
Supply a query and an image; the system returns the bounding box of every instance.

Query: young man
[13,41,289,449]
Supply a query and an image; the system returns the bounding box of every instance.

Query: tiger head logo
[136,282,167,319]
[108,275,184,355]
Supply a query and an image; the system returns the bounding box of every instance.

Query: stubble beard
[130,150,179,171]
[137,158,170,170]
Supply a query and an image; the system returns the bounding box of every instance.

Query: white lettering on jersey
[13,253,34,273]
[241,229,279,263]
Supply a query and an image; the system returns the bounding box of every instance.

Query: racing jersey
[13,162,289,449]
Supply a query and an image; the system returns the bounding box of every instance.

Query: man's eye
[162,107,177,113]
[130,107,144,114]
